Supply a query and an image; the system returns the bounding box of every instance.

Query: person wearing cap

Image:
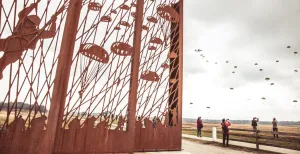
[251,117,259,135]
[0,0,62,80]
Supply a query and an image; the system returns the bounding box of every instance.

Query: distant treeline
[0,102,47,112]
[183,118,300,126]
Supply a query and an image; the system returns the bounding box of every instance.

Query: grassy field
[183,122,300,133]
[0,111,119,129]
[1,112,299,150]
[182,122,300,150]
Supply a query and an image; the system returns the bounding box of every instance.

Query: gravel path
[135,139,254,154]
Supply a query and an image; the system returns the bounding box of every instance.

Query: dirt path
[135,139,254,154]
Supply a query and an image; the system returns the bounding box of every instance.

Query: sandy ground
[135,139,254,154]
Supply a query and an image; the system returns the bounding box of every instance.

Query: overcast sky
[182,0,300,121]
[1,0,299,122]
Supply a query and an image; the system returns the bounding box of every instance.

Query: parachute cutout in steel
[150,37,163,44]
[0,0,183,153]
[111,42,133,56]
[147,16,158,23]
[79,43,109,63]
[100,16,112,22]
[88,2,102,11]
[157,4,180,23]
[141,70,160,82]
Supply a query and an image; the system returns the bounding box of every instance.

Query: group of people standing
[196,117,231,147]
[196,117,280,147]
[252,117,279,138]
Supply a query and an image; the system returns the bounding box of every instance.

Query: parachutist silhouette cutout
[83,116,97,129]
[97,115,109,129]
[144,118,153,128]
[171,109,177,126]
[155,118,163,129]
[30,115,47,131]
[0,0,64,80]
[68,116,80,129]
[163,112,169,127]
[115,115,126,130]
[8,115,25,132]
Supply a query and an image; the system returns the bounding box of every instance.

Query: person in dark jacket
[272,117,279,138]
[251,117,259,135]
[196,117,203,137]
[221,118,231,147]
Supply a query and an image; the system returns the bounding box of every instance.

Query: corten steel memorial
[0,0,183,153]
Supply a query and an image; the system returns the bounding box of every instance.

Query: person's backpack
[200,123,203,128]
[222,124,229,133]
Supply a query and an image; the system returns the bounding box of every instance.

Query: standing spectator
[251,117,259,135]
[272,118,279,138]
[196,117,203,137]
[221,118,231,147]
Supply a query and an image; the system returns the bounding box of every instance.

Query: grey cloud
[183,0,300,120]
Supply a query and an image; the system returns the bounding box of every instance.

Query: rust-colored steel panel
[53,0,144,153]
[134,0,182,152]
[0,0,183,153]
[0,0,69,153]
